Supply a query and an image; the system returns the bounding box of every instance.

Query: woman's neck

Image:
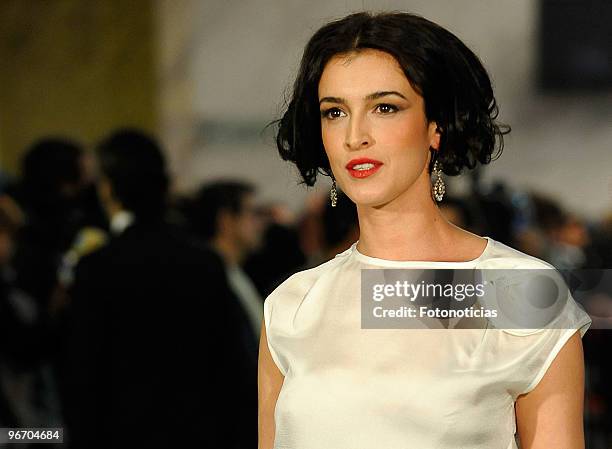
[355,177,478,262]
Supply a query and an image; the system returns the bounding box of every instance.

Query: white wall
[157,0,612,220]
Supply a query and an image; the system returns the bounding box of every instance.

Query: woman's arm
[258,317,285,449]
[515,331,586,449]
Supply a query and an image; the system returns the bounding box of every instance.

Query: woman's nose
[344,115,373,151]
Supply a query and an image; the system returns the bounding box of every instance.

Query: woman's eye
[321,108,345,120]
[375,104,399,114]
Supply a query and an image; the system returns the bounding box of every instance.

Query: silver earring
[330,178,338,207]
[432,160,445,202]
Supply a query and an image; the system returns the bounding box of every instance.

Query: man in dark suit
[185,181,264,448]
[60,129,253,448]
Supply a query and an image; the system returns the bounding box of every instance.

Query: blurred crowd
[0,128,610,448]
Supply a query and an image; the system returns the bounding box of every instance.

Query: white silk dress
[263,237,592,449]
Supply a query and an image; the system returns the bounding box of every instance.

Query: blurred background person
[0,138,94,435]
[4,138,89,324]
[182,179,267,448]
[186,180,264,388]
[59,129,252,448]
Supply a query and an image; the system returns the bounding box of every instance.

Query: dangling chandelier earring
[432,160,445,202]
[330,176,338,207]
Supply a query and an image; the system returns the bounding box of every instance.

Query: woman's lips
[346,163,383,178]
[345,158,383,179]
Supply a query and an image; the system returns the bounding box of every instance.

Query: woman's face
[318,48,440,207]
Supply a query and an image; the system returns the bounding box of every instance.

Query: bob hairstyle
[273,11,511,187]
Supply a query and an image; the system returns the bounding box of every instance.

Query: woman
[258,11,592,449]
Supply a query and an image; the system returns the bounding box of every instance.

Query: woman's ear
[429,122,441,150]
[432,133,441,151]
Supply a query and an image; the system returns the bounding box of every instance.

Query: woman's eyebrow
[319,96,346,105]
[319,91,407,105]
[365,91,407,101]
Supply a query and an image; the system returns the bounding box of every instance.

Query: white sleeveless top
[263,237,592,449]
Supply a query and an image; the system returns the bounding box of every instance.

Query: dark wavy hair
[273,11,510,186]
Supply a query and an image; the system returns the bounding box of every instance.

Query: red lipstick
[345,158,383,179]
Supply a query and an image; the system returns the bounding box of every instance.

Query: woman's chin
[347,191,392,208]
